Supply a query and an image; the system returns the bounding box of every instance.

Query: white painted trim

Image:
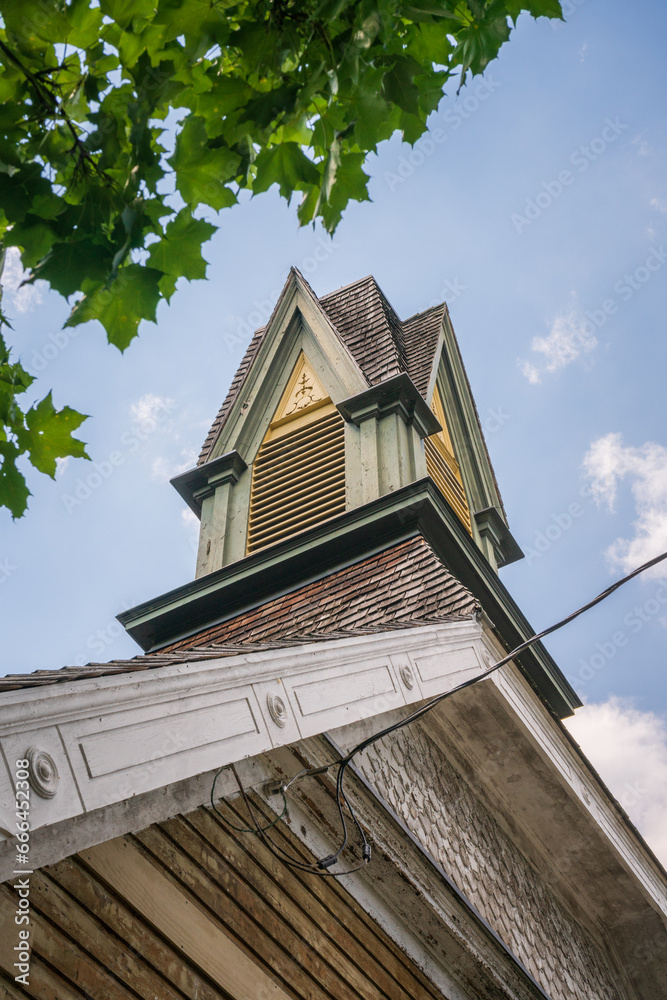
[0,622,486,831]
[488,656,667,916]
[1,620,665,924]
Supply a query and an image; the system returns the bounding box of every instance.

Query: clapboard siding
[0,796,445,1000]
[195,797,438,1000]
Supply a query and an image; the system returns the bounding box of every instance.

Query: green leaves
[0,0,563,516]
[18,392,89,478]
[254,143,321,200]
[0,333,89,516]
[170,116,239,211]
[147,209,216,288]
[67,264,164,350]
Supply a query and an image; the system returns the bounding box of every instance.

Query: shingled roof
[161,535,479,652]
[198,272,444,465]
[1,537,478,690]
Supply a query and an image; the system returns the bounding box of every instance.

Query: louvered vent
[425,437,472,533]
[425,386,472,534]
[248,410,346,552]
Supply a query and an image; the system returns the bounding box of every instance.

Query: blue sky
[2,0,667,859]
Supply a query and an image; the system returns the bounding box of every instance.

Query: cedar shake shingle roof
[158,535,479,652]
[0,537,478,690]
[319,275,409,385]
[198,272,443,465]
[402,303,445,397]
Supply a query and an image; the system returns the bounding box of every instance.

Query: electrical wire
[228,762,371,876]
[210,764,287,832]
[213,548,667,877]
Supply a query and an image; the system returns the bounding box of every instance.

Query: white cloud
[518,310,597,384]
[55,456,71,478]
[182,508,198,530]
[650,197,667,214]
[565,697,667,866]
[130,393,175,433]
[583,433,667,578]
[181,507,200,555]
[0,247,44,314]
[632,134,651,157]
[151,449,197,482]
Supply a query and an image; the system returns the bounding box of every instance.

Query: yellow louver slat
[425,438,472,532]
[248,410,346,552]
[425,388,472,535]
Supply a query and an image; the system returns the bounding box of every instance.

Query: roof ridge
[404,301,446,325]
[319,273,375,301]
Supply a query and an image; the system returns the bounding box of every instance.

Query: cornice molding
[474,506,524,568]
[171,451,247,517]
[336,373,441,438]
[117,480,580,718]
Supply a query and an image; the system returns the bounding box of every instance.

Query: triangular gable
[271,350,330,424]
[199,272,446,465]
[199,268,368,465]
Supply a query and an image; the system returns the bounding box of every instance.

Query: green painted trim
[118,480,581,718]
[337,373,441,438]
[437,309,509,526]
[170,451,247,518]
[475,507,524,568]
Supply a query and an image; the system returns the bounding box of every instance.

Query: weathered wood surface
[0,793,447,1000]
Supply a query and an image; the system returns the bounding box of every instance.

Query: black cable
[227,762,370,876]
[210,764,287,832]
[214,548,667,877]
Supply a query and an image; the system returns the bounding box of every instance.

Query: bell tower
[171,268,521,577]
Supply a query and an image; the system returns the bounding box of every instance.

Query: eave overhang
[118,480,581,718]
[171,451,247,518]
[475,506,524,568]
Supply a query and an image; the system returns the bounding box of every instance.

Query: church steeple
[171,269,521,577]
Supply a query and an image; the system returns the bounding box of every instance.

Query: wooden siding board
[220,795,442,1000]
[47,857,228,1000]
[20,908,140,999]
[0,977,28,1000]
[169,808,415,1000]
[0,796,459,1000]
[0,965,89,1000]
[26,871,185,1000]
[80,837,292,1000]
[135,824,340,1000]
